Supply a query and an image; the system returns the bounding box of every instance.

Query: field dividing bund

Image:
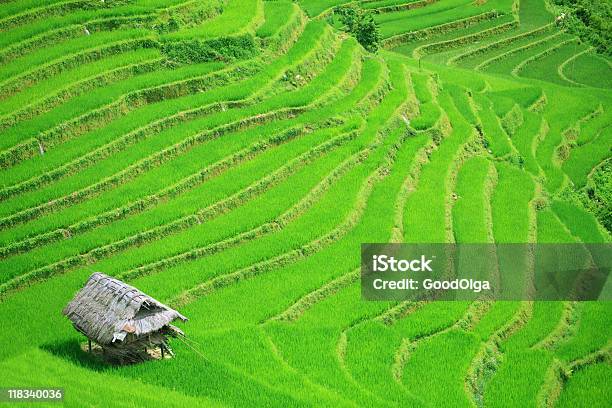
[381,8,505,50]
[0,0,610,406]
[536,91,600,194]
[163,57,410,303]
[450,24,555,68]
[0,52,166,130]
[0,30,158,99]
[47,59,422,406]
[0,39,368,290]
[0,3,291,161]
[0,58,388,295]
[479,32,564,76]
[0,34,358,242]
[403,87,476,243]
[0,21,333,202]
[473,94,513,158]
[0,18,321,169]
[142,60,426,404]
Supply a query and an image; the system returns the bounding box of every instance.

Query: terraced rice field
[0,0,610,406]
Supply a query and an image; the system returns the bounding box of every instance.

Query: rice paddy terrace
[0,0,610,406]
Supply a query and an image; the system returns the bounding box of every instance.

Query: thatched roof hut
[63,272,187,363]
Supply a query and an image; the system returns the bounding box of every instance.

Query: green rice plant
[0,0,106,31]
[537,209,578,243]
[0,28,154,91]
[163,131,423,399]
[448,0,552,67]
[126,58,408,300]
[491,162,534,243]
[562,51,612,89]
[0,0,71,19]
[486,93,516,117]
[411,72,433,103]
[402,329,481,406]
[457,25,554,69]
[553,302,612,362]
[536,89,598,193]
[575,112,610,146]
[0,120,352,287]
[143,58,401,302]
[404,90,474,242]
[0,40,360,280]
[551,200,607,243]
[394,13,514,59]
[447,84,477,125]
[163,0,263,40]
[362,0,423,8]
[0,14,155,63]
[472,302,521,341]
[510,109,544,175]
[563,128,612,188]
[0,0,196,61]
[474,94,513,157]
[0,49,161,119]
[0,348,226,407]
[297,0,353,17]
[0,21,327,179]
[0,33,351,227]
[521,41,589,86]
[488,87,544,110]
[483,33,568,76]
[556,363,612,408]
[517,0,552,28]
[256,1,297,38]
[331,320,422,405]
[0,47,378,290]
[377,0,510,40]
[0,60,227,166]
[0,123,350,278]
[483,348,553,407]
[414,18,518,61]
[0,1,610,406]
[452,157,492,243]
[411,101,440,130]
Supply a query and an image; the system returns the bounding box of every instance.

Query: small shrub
[332,5,381,53]
[161,35,258,63]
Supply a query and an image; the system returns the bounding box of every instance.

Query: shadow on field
[41,339,109,370]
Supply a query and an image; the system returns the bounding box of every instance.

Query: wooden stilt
[88,339,92,352]
[161,344,165,359]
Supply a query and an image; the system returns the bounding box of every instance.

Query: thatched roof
[63,272,187,345]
